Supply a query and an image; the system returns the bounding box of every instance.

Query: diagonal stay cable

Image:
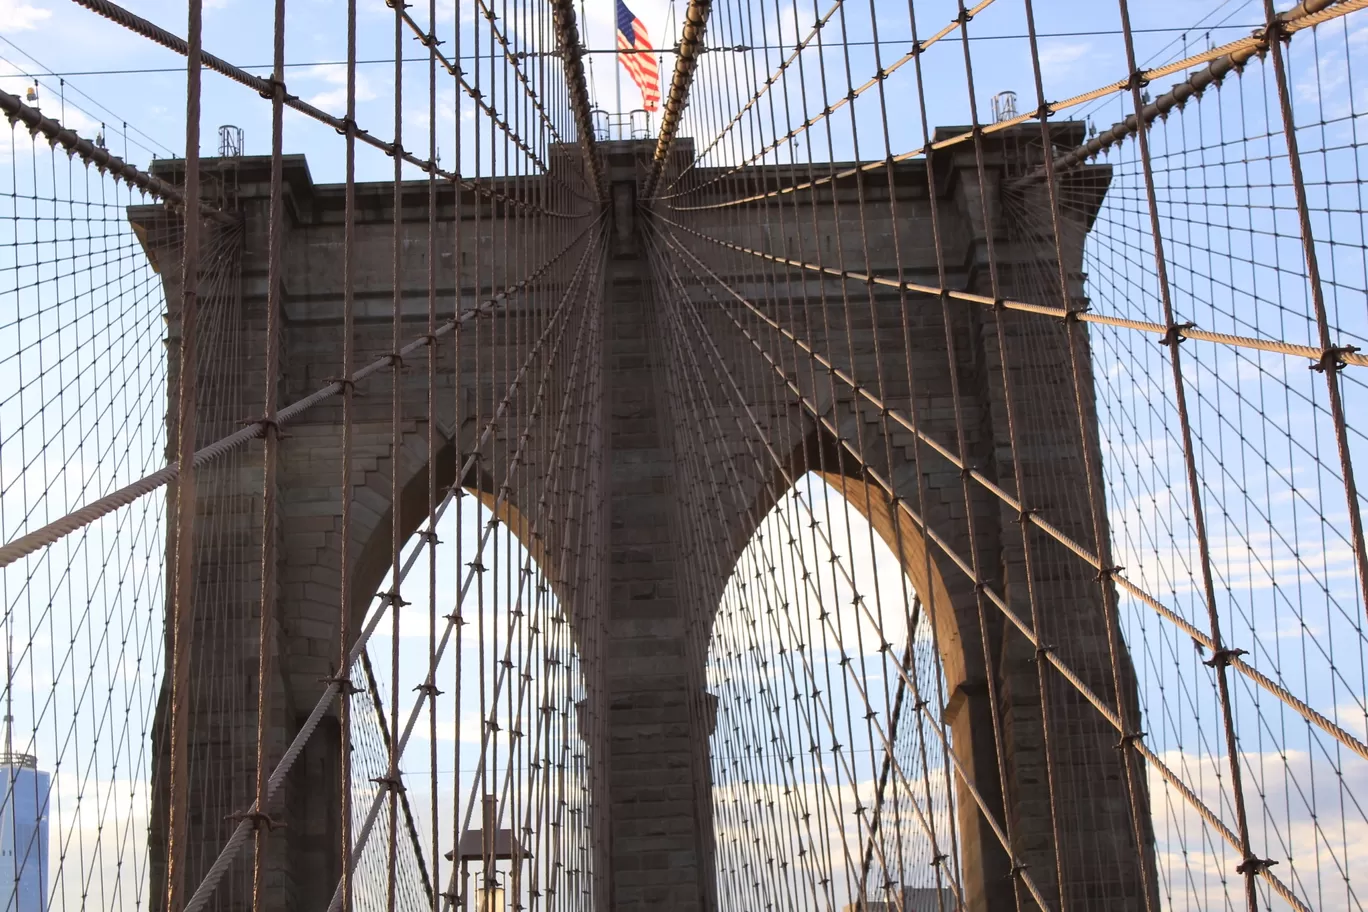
[660,0,842,194]
[332,227,605,912]
[665,303,969,910]
[388,0,584,198]
[647,224,1032,911]
[648,216,979,904]
[0,89,236,224]
[0,219,600,570]
[659,214,1368,371]
[182,569,406,912]
[657,0,997,201]
[67,0,581,218]
[654,219,1368,768]
[665,0,1366,210]
[180,219,604,912]
[1021,0,1368,181]
[358,649,435,907]
[655,221,1316,912]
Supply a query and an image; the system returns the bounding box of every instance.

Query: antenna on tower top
[991,91,1018,124]
[218,124,245,157]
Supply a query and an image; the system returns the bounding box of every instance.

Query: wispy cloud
[298,63,378,111]
[0,0,50,31]
[1036,39,1093,87]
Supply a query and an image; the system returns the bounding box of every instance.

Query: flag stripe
[616,0,660,112]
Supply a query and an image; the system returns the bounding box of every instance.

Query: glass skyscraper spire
[0,727,49,912]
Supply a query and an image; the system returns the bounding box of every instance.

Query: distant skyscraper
[0,745,49,912]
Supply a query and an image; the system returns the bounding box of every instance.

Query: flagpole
[615,39,623,138]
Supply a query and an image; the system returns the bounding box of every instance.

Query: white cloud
[425,711,487,745]
[46,774,154,912]
[0,0,50,30]
[0,64,114,167]
[1148,748,1368,912]
[1036,39,1093,87]
[298,63,378,111]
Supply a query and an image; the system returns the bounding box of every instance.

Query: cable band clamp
[1161,322,1195,346]
[1236,856,1277,875]
[1311,344,1359,373]
[1115,730,1146,750]
[1095,564,1124,582]
[1203,646,1247,668]
[229,810,284,831]
[322,673,362,696]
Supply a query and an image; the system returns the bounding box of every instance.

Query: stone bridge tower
[134,123,1153,912]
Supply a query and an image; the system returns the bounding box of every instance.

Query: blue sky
[3,0,1368,910]
[0,0,1294,183]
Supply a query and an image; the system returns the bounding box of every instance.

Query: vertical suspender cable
[165,1,203,909]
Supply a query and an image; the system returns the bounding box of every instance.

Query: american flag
[616,0,660,113]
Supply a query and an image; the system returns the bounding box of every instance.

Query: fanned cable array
[1,0,1366,911]
[2,0,607,908]
[649,0,1366,910]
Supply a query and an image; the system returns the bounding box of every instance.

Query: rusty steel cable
[0,88,234,224]
[641,0,712,199]
[66,0,579,217]
[651,218,1314,912]
[658,216,1368,370]
[644,0,1366,906]
[0,225,594,571]
[661,0,1365,212]
[163,2,204,908]
[1030,0,1368,179]
[658,215,1368,761]
[550,0,606,200]
[4,0,1367,910]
